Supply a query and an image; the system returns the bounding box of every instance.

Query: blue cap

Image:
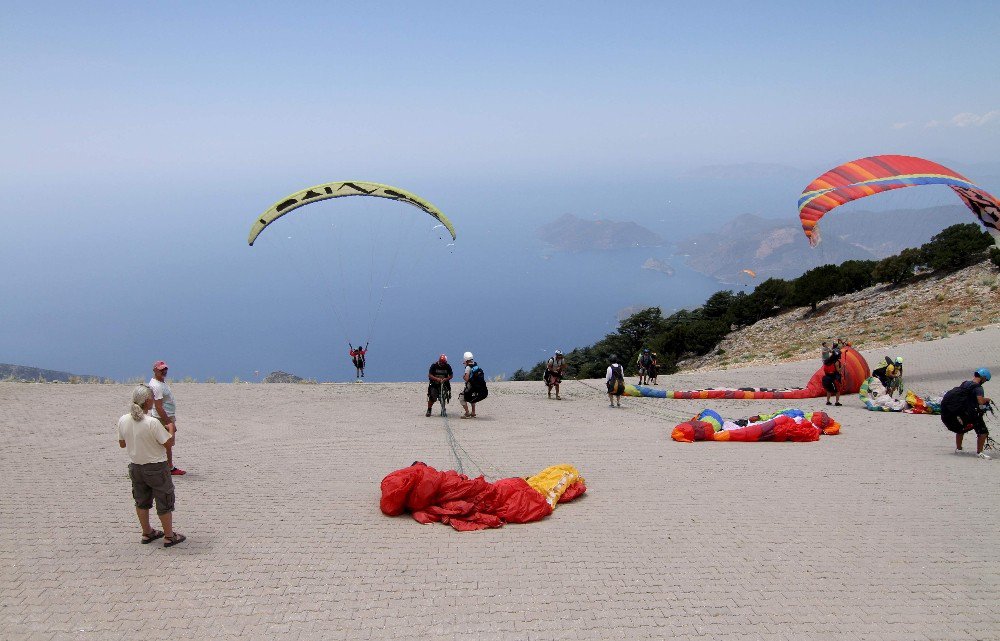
[975,368,991,382]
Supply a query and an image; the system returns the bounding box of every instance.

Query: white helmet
[463,351,474,361]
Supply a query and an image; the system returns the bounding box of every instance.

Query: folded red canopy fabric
[380,462,585,531]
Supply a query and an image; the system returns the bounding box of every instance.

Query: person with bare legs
[117,384,185,547]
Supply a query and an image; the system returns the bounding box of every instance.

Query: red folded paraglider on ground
[380,462,586,531]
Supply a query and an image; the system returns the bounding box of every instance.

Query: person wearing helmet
[647,352,660,385]
[349,341,368,380]
[606,355,625,408]
[544,350,567,400]
[941,368,993,459]
[885,356,903,396]
[459,352,488,418]
[426,354,453,417]
[872,355,902,397]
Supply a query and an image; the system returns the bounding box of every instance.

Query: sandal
[141,529,164,544]
[163,532,186,548]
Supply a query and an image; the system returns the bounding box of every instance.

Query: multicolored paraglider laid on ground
[380,462,586,531]
[625,347,869,400]
[799,154,1000,247]
[671,409,840,443]
[858,376,941,414]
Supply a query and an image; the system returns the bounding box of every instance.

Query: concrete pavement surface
[2,327,999,640]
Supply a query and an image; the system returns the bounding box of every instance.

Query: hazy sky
[2,1,999,380]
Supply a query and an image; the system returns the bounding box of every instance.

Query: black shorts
[428,382,450,402]
[941,412,988,436]
[822,374,837,393]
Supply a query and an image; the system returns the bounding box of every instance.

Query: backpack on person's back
[941,381,979,415]
[467,364,489,402]
[607,363,625,395]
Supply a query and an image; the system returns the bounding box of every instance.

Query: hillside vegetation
[513,223,1000,380]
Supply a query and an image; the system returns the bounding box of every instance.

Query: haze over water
[1,3,998,381]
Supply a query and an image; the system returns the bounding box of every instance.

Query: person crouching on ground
[117,384,185,547]
[606,355,625,408]
[941,368,993,459]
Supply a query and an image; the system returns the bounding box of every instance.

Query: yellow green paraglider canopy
[248,181,456,245]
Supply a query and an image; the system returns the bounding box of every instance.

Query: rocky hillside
[537,213,664,251]
[262,370,306,383]
[677,205,972,283]
[678,260,1000,372]
[0,364,107,383]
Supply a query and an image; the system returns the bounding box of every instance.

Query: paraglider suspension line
[438,413,507,480]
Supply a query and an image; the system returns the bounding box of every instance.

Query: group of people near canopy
[240,168,999,536]
[425,352,488,419]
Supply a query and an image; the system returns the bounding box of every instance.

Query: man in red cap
[149,361,185,475]
[426,354,453,417]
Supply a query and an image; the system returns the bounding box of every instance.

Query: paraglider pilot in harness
[941,368,993,459]
[426,354,453,417]
[872,356,903,397]
[349,342,367,379]
[544,350,566,400]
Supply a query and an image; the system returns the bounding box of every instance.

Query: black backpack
[941,381,978,415]
[467,364,489,401]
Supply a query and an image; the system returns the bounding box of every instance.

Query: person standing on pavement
[821,349,843,407]
[459,352,488,418]
[606,355,625,408]
[117,384,185,547]
[426,354,454,417]
[149,361,185,475]
[941,368,993,459]
[544,350,566,400]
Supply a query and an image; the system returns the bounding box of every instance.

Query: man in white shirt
[117,384,185,547]
[149,360,185,475]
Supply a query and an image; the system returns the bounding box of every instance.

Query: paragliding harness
[464,364,489,403]
[941,381,980,416]
[544,357,564,388]
[607,364,625,395]
[873,358,902,396]
[646,357,658,385]
[940,381,992,438]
